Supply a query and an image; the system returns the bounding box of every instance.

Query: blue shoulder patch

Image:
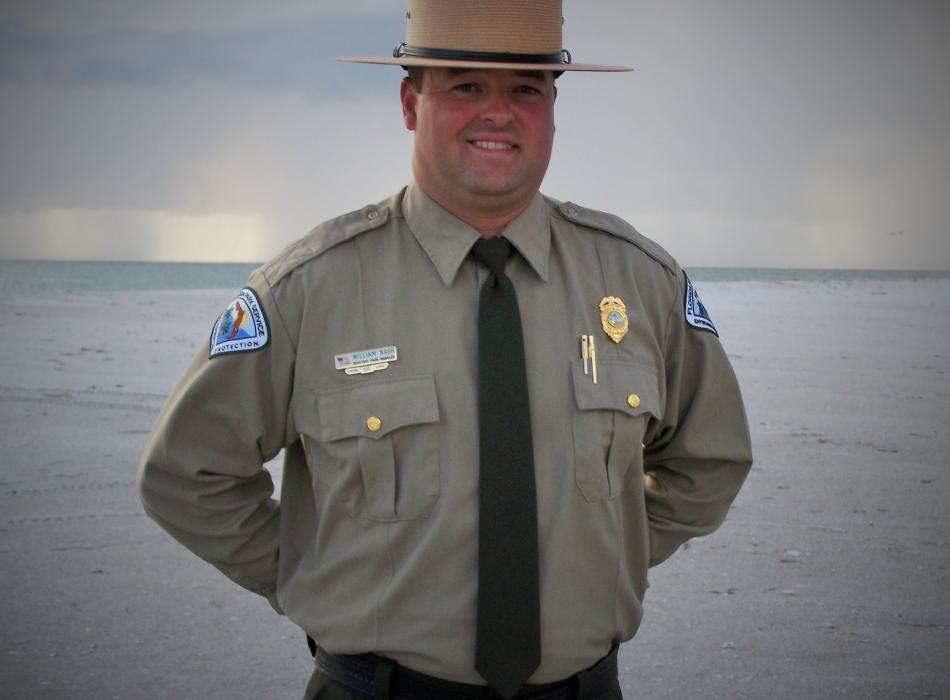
[683,273,718,337]
[209,287,270,358]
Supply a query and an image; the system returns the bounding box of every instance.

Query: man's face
[401,67,557,221]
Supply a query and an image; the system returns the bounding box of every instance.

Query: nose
[479,87,514,127]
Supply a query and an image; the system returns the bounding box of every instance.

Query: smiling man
[137,2,752,699]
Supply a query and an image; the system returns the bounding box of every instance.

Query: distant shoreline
[2,259,949,297]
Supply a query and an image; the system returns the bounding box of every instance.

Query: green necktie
[470,236,541,699]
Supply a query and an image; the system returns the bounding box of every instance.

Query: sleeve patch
[209,287,271,358]
[684,273,719,337]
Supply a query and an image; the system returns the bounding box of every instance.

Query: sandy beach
[1,278,948,699]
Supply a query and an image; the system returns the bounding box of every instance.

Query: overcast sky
[1,0,948,268]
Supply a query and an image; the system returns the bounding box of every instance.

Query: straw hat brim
[337,56,632,72]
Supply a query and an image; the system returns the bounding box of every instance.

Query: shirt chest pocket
[305,376,441,521]
[571,360,660,502]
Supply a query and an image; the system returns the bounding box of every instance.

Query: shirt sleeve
[136,269,297,599]
[642,269,753,566]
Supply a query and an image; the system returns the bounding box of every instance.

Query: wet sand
[1,279,948,698]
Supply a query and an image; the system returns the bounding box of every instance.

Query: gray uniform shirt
[138,183,752,684]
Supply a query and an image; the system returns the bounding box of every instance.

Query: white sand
[1,280,948,698]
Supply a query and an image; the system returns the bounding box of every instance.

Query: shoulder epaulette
[262,191,402,285]
[552,199,677,275]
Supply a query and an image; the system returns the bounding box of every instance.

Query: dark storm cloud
[0,14,401,95]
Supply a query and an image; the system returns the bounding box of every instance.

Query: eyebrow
[444,68,549,81]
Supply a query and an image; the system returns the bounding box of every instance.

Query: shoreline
[2,258,949,300]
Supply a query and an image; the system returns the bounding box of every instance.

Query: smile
[470,140,516,151]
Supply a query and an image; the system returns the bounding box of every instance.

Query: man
[137,2,752,699]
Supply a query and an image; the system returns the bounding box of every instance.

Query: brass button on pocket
[366,416,382,432]
[627,393,641,409]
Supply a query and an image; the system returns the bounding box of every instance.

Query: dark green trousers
[302,666,623,700]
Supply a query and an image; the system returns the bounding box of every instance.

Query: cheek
[524,111,556,150]
[428,99,483,134]
[418,109,465,146]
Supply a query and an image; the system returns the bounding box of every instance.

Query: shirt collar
[402,182,551,287]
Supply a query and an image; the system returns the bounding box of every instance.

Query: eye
[514,84,543,96]
[452,82,481,95]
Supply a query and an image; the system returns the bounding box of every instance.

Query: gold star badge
[599,296,628,343]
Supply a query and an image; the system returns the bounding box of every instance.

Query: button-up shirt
[138,183,752,684]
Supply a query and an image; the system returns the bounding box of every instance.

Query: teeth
[472,141,513,150]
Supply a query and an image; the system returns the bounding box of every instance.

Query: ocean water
[1,260,948,297]
[0,260,260,297]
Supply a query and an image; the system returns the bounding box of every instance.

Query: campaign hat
[338,0,631,73]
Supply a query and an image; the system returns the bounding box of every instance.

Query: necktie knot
[471,237,513,277]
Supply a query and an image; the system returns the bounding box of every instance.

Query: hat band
[393,43,572,65]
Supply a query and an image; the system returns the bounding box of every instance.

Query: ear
[400,78,418,131]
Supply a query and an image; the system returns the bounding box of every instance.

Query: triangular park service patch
[683,273,719,337]
[209,287,270,358]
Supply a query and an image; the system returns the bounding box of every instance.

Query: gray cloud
[0,13,401,95]
[0,1,394,33]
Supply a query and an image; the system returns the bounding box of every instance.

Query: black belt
[314,645,619,700]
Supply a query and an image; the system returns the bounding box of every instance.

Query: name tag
[334,346,398,375]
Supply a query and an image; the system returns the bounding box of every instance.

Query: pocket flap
[315,375,439,441]
[571,359,660,418]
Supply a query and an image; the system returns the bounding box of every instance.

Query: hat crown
[405,0,563,55]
